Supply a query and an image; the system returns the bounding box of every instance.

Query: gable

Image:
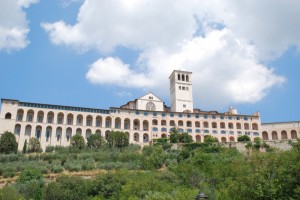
[138,92,163,102]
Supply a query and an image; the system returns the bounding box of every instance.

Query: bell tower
[169,70,193,113]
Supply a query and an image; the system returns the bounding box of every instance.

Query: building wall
[0,99,263,151]
[170,70,193,113]
[261,122,300,141]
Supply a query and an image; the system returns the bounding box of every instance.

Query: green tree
[18,167,43,183]
[237,135,250,142]
[71,134,85,150]
[0,185,23,200]
[87,134,105,149]
[22,139,27,154]
[27,137,42,153]
[0,131,18,154]
[169,127,180,143]
[204,135,219,143]
[178,133,193,143]
[44,175,90,200]
[107,131,129,149]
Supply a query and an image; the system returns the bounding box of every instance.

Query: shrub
[237,135,251,142]
[71,134,85,150]
[51,165,64,173]
[87,134,105,149]
[45,146,55,153]
[27,138,42,153]
[0,131,18,154]
[18,167,43,183]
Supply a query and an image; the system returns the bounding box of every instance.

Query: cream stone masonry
[0,70,298,151]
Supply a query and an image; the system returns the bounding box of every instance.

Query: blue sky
[0,0,299,123]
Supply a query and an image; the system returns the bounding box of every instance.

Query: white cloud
[86,57,153,88]
[0,0,38,51]
[43,0,295,107]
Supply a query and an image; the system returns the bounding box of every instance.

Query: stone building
[0,70,298,151]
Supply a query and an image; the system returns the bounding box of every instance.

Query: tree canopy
[0,131,18,154]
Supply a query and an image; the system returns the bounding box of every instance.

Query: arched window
[146,102,156,111]
[5,112,12,119]
[186,75,189,82]
[177,74,180,80]
[182,74,185,81]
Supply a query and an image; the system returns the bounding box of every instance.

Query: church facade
[0,70,299,151]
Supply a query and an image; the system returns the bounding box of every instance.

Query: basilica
[0,70,299,151]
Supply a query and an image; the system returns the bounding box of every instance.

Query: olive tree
[0,131,18,154]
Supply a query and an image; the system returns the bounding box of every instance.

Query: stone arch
[252,123,258,130]
[221,137,227,143]
[95,129,101,136]
[133,119,140,130]
[67,113,74,125]
[203,121,209,128]
[5,112,12,119]
[134,132,139,142]
[56,127,62,144]
[186,120,192,127]
[146,102,156,111]
[46,126,52,143]
[124,118,130,129]
[47,111,54,123]
[105,116,112,128]
[152,119,158,125]
[161,133,167,138]
[244,123,250,130]
[281,130,287,140]
[170,120,175,126]
[228,122,234,129]
[161,120,167,126]
[262,131,269,140]
[35,126,42,140]
[115,117,121,129]
[76,114,83,125]
[220,122,225,129]
[66,127,72,142]
[105,130,110,140]
[212,122,217,128]
[14,124,21,142]
[178,120,183,126]
[25,124,32,138]
[272,131,278,140]
[236,122,242,129]
[96,116,102,127]
[143,120,149,131]
[26,109,34,122]
[229,136,235,142]
[17,109,24,121]
[86,115,93,126]
[195,121,200,128]
[143,133,149,143]
[37,111,44,123]
[76,128,82,136]
[57,112,64,124]
[291,130,297,139]
[196,135,201,143]
[86,129,92,140]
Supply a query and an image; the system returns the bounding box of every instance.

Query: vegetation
[70,134,85,150]
[237,135,251,142]
[27,138,42,153]
[0,131,18,154]
[107,131,129,149]
[0,129,300,199]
